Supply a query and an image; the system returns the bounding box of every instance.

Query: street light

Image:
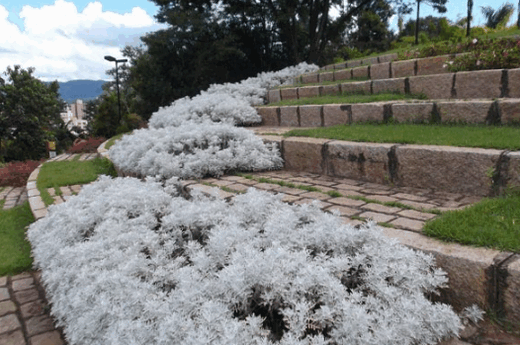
[104,55,128,127]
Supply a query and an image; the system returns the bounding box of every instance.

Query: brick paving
[0,272,64,345]
[195,170,481,233]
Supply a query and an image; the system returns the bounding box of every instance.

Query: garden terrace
[19,57,520,344]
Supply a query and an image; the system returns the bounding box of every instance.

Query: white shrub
[149,92,261,129]
[28,177,461,345]
[108,121,283,179]
[113,62,317,178]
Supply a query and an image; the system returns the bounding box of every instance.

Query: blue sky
[0,0,514,81]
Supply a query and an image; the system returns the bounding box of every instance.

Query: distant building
[60,100,88,132]
[70,99,85,120]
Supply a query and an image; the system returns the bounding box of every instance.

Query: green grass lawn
[37,156,117,206]
[424,193,520,252]
[284,123,520,150]
[267,93,425,107]
[0,202,35,276]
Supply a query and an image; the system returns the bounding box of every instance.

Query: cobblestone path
[194,170,482,233]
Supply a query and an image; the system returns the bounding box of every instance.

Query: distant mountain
[56,80,106,103]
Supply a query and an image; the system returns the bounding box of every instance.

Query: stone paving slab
[0,273,66,345]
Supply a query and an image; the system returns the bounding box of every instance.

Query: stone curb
[269,66,519,104]
[97,138,110,158]
[257,98,520,126]
[26,164,47,221]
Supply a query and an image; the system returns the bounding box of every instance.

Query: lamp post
[104,55,128,126]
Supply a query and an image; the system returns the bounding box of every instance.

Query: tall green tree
[0,66,66,161]
[413,0,448,44]
[349,0,396,53]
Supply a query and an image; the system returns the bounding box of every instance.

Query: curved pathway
[0,153,96,345]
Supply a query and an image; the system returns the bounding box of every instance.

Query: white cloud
[0,1,166,81]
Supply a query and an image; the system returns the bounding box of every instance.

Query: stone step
[319,53,398,71]
[269,67,520,104]
[299,53,466,86]
[247,132,520,197]
[257,98,520,127]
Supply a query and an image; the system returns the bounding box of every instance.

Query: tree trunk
[467,0,473,36]
[415,0,420,45]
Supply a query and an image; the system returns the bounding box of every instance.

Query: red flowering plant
[0,160,43,187]
[66,137,106,154]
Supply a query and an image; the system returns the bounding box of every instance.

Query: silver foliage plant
[149,62,318,128]
[109,62,317,179]
[109,122,283,179]
[28,177,461,345]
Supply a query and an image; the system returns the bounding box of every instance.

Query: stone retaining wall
[320,53,398,71]
[310,53,459,84]
[258,135,520,197]
[271,68,520,103]
[257,98,520,126]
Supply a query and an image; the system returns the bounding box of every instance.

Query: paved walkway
[0,187,27,210]
[195,170,481,233]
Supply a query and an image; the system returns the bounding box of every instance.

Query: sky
[0,0,515,82]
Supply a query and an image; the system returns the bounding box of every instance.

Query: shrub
[0,160,42,187]
[109,122,283,179]
[112,62,318,179]
[67,137,106,154]
[28,176,463,345]
[448,37,520,71]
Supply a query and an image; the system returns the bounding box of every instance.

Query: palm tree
[481,2,515,29]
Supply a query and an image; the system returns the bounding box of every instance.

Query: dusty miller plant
[28,177,462,345]
[109,63,317,179]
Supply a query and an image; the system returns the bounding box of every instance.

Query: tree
[349,0,396,53]
[413,0,448,44]
[481,2,514,29]
[0,66,66,162]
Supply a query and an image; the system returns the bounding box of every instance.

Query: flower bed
[67,138,106,154]
[28,177,464,344]
[0,160,42,187]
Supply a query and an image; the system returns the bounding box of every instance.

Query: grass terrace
[37,157,117,206]
[283,123,520,150]
[425,191,520,252]
[266,92,426,107]
[0,202,35,275]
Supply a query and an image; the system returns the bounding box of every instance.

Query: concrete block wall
[257,98,520,126]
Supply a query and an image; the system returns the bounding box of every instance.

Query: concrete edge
[97,138,111,158]
[26,163,47,220]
